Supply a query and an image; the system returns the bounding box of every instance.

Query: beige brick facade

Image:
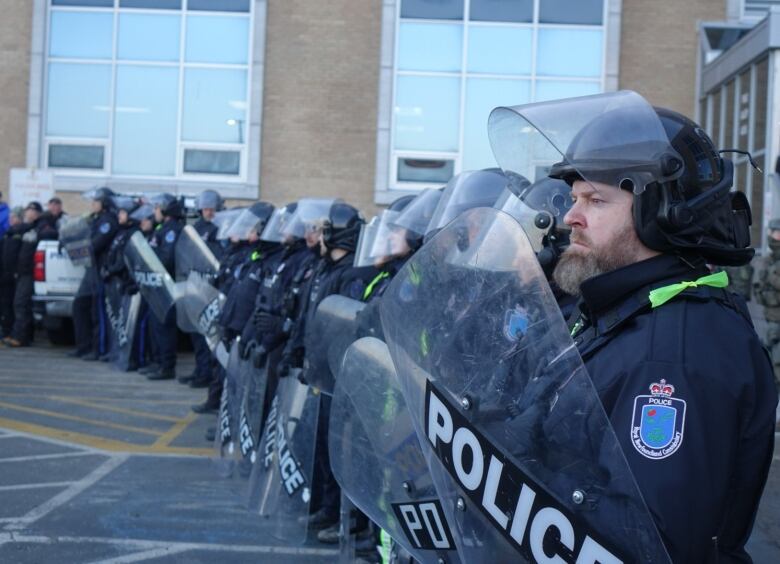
[259,0,382,216]
[619,0,725,117]
[0,0,32,200]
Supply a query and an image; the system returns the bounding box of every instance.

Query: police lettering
[218,387,231,445]
[239,409,254,456]
[262,396,279,468]
[198,297,221,335]
[133,270,164,288]
[276,417,306,496]
[425,382,626,564]
[392,499,454,551]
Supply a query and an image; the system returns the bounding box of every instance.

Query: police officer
[1,202,57,347]
[0,206,24,338]
[146,194,184,381]
[180,190,223,388]
[753,218,780,386]
[526,94,778,561]
[71,187,118,359]
[131,204,160,373]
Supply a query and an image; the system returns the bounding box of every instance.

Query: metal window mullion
[175,11,186,179]
[457,0,469,175]
[41,2,53,168]
[239,0,254,183]
[389,0,402,189]
[599,0,608,91]
[530,0,540,101]
[106,4,118,176]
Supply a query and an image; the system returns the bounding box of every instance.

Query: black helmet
[150,193,184,219]
[247,201,275,233]
[85,186,116,211]
[112,195,139,214]
[323,202,364,252]
[387,195,416,213]
[196,189,224,211]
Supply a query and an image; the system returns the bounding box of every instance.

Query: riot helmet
[149,193,184,219]
[130,203,154,223]
[83,186,116,212]
[261,202,300,243]
[196,189,224,212]
[390,188,443,251]
[322,202,364,252]
[282,198,338,244]
[355,195,416,268]
[214,208,246,241]
[224,201,275,241]
[425,169,508,241]
[489,90,754,266]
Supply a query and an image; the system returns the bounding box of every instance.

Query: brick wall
[619,0,725,117]
[258,0,382,216]
[0,0,32,200]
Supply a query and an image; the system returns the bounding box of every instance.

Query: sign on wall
[8,168,54,209]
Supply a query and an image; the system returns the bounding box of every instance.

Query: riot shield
[380,208,670,563]
[303,295,365,395]
[124,231,177,323]
[247,377,320,545]
[236,355,269,477]
[213,341,244,477]
[330,337,460,564]
[104,278,140,371]
[175,224,220,281]
[176,272,226,354]
[59,216,93,267]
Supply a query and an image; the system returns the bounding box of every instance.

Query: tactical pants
[135,301,158,368]
[0,275,15,336]
[10,274,33,344]
[311,393,340,517]
[150,307,177,371]
[190,333,212,379]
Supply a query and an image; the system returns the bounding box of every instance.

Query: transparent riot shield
[175,224,220,281]
[380,208,671,563]
[303,295,365,395]
[124,231,177,323]
[104,278,140,371]
[213,341,244,477]
[330,337,461,564]
[236,355,269,478]
[59,216,93,267]
[247,377,320,545]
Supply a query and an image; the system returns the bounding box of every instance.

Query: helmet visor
[223,207,265,240]
[354,210,407,267]
[261,206,297,243]
[391,189,442,240]
[130,203,154,222]
[214,208,245,240]
[281,198,337,240]
[488,90,682,196]
[426,169,508,237]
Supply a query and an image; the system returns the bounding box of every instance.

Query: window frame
[380,0,611,199]
[37,0,259,194]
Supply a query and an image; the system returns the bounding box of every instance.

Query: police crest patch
[503,306,529,342]
[165,230,176,243]
[631,379,686,460]
[99,222,110,234]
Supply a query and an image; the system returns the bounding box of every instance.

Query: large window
[390,0,606,188]
[44,0,252,180]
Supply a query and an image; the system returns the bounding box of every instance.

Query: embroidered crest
[631,379,686,460]
[99,222,110,234]
[165,230,176,243]
[503,306,529,342]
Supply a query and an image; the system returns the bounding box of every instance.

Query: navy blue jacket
[151,218,183,276]
[572,254,777,563]
[90,210,118,269]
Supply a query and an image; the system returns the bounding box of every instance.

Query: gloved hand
[253,311,283,334]
[297,368,308,386]
[252,344,267,369]
[99,266,110,281]
[239,338,257,360]
[277,353,293,378]
[123,280,139,295]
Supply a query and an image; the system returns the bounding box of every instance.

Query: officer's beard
[552,222,642,296]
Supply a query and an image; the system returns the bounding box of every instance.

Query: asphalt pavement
[0,339,777,563]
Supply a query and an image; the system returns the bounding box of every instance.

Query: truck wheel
[47,321,75,346]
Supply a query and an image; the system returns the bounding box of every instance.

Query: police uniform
[570,254,777,562]
[73,210,118,357]
[148,218,183,376]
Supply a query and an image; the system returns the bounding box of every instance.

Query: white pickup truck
[32,240,85,344]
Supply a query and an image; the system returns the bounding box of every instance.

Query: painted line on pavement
[3,455,127,531]
[151,412,199,449]
[0,482,74,492]
[0,451,98,463]
[87,547,192,563]
[1,532,340,557]
[0,400,164,437]
[50,396,182,423]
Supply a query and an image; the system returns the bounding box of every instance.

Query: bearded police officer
[489,92,779,562]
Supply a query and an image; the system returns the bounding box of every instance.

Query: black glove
[253,311,283,335]
[297,368,308,386]
[99,266,110,281]
[252,345,267,369]
[277,353,292,378]
[239,338,257,360]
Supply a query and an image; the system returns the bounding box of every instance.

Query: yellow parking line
[0,417,211,456]
[151,412,199,449]
[50,396,181,423]
[0,392,192,406]
[0,401,162,437]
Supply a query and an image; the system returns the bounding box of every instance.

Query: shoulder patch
[630,379,686,460]
[99,222,111,234]
[165,230,176,243]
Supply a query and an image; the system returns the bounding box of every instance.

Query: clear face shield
[260,206,295,243]
[214,209,245,241]
[354,210,408,268]
[129,204,154,223]
[392,189,443,244]
[425,169,509,239]
[282,198,337,245]
[223,207,267,241]
[487,90,684,199]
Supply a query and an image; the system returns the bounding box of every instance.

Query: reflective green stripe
[250,250,261,261]
[648,271,729,308]
[420,329,429,357]
[363,271,390,301]
[570,318,584,337]
[379,529,392,564]
[409,264,422,286]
